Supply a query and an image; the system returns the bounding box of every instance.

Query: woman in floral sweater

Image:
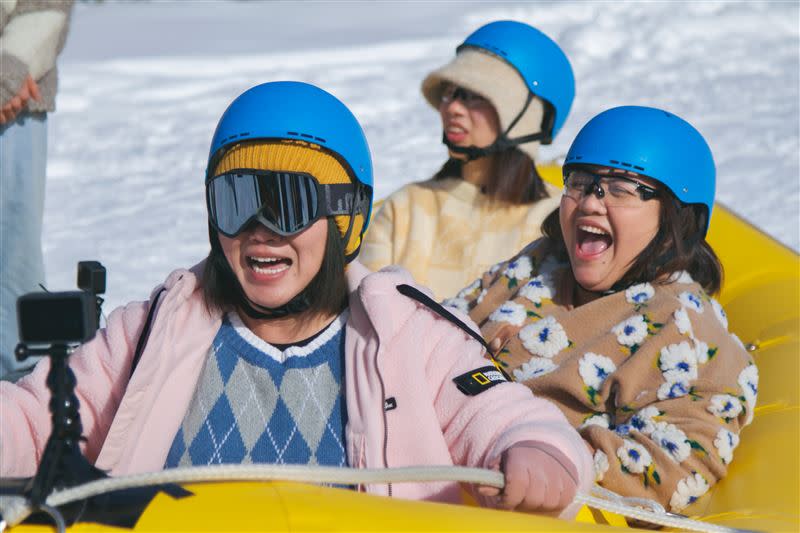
[447,106,756,513]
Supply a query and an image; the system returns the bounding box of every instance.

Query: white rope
[580,489,756,533]
[591,484,667,515]
[0,465,757,533]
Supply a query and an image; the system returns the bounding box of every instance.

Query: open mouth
[445,125,468,143]
[576,225,613,257]
[247,255,291,275]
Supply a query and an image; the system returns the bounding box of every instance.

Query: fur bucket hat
[421,48,544,161]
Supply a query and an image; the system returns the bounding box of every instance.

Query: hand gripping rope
[0,464,757,533]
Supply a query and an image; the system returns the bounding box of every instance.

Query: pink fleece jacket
[1,261,592,511]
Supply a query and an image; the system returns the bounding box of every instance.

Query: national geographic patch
[453,365,508,396]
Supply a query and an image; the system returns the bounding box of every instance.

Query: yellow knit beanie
[213,140,365,258]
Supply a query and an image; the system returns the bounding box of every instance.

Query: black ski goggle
[206,169,359,238]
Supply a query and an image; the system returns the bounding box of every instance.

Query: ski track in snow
[44,1,798,312]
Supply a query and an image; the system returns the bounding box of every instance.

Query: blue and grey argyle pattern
[164,314,348,468]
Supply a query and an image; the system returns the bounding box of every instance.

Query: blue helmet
[207,81,374,226]
[458,20,575,142]
[564,106,716,233]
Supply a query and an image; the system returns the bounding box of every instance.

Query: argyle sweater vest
[164,312,348,468]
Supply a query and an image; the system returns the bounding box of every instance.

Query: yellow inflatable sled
[6,167,798,532]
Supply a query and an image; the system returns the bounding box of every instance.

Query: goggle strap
[340,183,370,258]
[320,183,361,217]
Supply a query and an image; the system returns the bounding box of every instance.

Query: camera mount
[14,261,109,506]
[15,344,106,506]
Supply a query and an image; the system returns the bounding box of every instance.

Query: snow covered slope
[45,0,798,312]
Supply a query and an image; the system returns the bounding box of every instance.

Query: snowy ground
[44,0,799,312]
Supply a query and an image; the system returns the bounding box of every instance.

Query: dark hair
[541,192,723,295]
[202,217,348,317]
[433,147,549,204]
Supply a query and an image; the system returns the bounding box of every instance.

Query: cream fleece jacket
[360,177,561,301]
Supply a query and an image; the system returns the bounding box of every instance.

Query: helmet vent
[287,131,327,144]
[609,159,646,172]
[221,132,251,145]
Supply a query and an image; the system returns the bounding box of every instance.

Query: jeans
[1,112,47,380]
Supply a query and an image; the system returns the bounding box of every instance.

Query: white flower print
[669,270,695,284]
[579,352,616,390]
[674,307,694,337]
[659,341,698,383]
[488,301,528,326]
[616,440,652,474]
[514,357,557,381]
[651,422,691,463]
[580,414,610,430]
[657,379,691,400]
[594,450,609,482]
[519,274,554,305]
[707,394,743,421]
[714,428,740,465]
[503,255,533,281]
[710,298,729,330]
[678,291,704,314]
[670,473,710,512]
[693,339,711,364]
[630,406,662,435]
[612,315,649,347]
[442,297,469,314]
[738,364,759,417]
[519,316,570,358]
[625,283,655,305]
[615,424,633,437]
[456,279,481,300]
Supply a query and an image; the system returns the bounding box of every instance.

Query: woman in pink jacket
[0,82,591,516]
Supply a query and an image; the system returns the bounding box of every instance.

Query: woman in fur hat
[360,21,574,301]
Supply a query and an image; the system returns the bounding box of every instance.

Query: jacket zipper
[375,347,392,497]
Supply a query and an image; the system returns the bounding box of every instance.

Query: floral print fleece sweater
[447,238,757,513]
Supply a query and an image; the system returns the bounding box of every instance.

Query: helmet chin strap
[220,244,313,320]
[574,280,622,298]
[238,287,312,320]
[208,223,312,320]
[442,92,546,161]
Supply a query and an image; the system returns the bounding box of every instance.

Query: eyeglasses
[563,169,659,208]
[440,83,489,108]
[206,170,360,237]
